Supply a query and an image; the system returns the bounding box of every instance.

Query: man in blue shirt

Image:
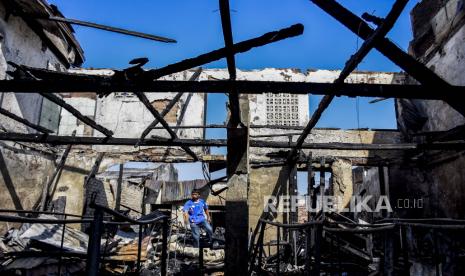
[183,189,213,247]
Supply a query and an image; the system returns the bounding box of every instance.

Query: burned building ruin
[0,0,465,275]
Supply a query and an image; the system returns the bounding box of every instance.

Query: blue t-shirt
[183,199,208,224]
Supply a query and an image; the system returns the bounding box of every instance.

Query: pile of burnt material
[251,211,465,275]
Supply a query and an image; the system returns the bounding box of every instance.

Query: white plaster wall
[250,70,401,137]
[0,93,28,133]
[0,3,64,73]
[68,68,205,139]
[0,2,65,133]
[0,1,71,217]
[65,68,403,141]
[59,97,96,136]
[66,69,205,153]
[204,68,309,126]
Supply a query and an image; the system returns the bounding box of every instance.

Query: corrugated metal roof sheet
[160,179,207,203]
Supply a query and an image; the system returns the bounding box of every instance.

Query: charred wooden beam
[0,107,53,133]
[139,104,181,142]
[40,93,113,137]
[3,79,463,100]
[148,124,336,130]
[289,0,408,161]
[39,16,176,43]
[311,0,465,116]
[219,0,236,81]
[1,132,465,151]
[148,124,226,130]
[137,68,202,146]
[133,92,198,161]
[173,68,203,135]
[0,141,56,160]
[5,22,301,89]
[115,163,123,212]
[362,13,384,26]
[133,92,178,139]
[174,93,193,135]
[219,0,240,126]
[81,153,104,217]
[84,153,105,187]
[14,23,291,83]
[145,23,303,80]
[423,124,465,142]
[38,131,75,211]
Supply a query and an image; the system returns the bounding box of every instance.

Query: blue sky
[48,0,420,183]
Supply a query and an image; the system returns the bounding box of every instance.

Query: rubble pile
[251,213,392,275]
[0,213,226,275]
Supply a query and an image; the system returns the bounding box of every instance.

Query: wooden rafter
[311,0,465,116]
[0,132,463,151]
[219,0,240,126]
[288,0,409,161]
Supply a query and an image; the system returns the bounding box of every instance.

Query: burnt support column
[225,95,249,275]
[378,166,390,218]
[331,159,353,212]
[39,130,75,211]
[307,153,313,222]
[289,160,298,224]
[319,157,325,217]
[115,163,123,212]
[86,207,103,276]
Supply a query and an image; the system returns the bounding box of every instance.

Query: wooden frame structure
[1,0,465,274]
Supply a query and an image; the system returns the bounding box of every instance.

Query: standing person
[183,189,213,247]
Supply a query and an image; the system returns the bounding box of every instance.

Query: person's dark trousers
[190,220,213,248]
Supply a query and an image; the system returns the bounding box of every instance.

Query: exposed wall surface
[50,153,98,222]
[246,70,404,166]
[81,164,178,220]
[63,69,206,159]
[249,166,287,248]
[331,159,353,212]
[59,94,97,136]
[56,68,405,164]
[392,0,465,219]
[250,128,403,165]
[390,2,465,274]
[0,0,81,222]
[401,0,465,133]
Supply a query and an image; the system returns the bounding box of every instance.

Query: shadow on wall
[249,165,290,243]
[0,150,23,211]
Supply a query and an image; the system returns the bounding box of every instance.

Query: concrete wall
[393,0,465,219]
[249,166,287,248]
[391,2,465,273]
[332,159,353,213]
[59,94,97,136]
[57,68,404,163]
[247,70,404,165]
[0,1,76,224]
[62,69,206,157]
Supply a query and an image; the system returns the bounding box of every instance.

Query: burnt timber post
[115,163,123,212]
[225,94,249,275]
